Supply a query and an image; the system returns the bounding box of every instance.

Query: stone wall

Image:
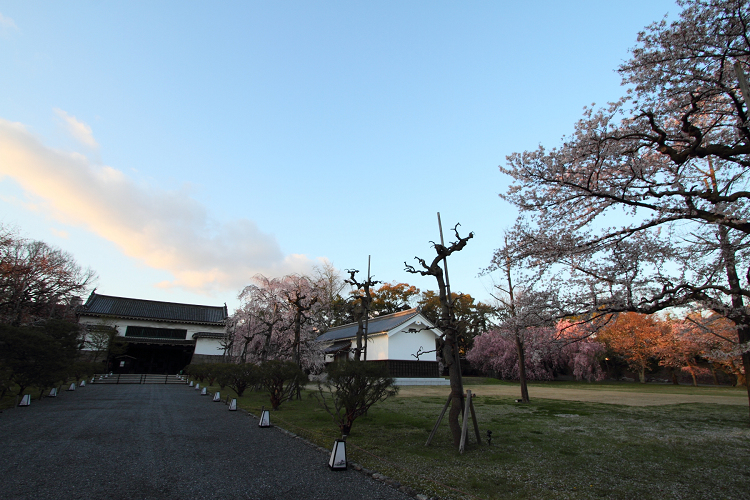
[189,353,225,364]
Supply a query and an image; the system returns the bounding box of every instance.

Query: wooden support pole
[459,389,472,454]
[425,395,452,446]
[470,395,481,446]
[363,255,371,361]
[437,212,464,401]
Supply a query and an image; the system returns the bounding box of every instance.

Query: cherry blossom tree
[229,273,329,373]
[497,0,750,418]
[278,273,328,372]
[467,325,604,383]
[231,275,285,363]
[673,311,746,385]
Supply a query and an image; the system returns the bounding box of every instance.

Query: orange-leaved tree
[598,313,669,383]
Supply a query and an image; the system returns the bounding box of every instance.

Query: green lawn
[204,379,750,500]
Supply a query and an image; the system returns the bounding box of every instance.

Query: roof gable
[316,308,440,342]
[77,293,227,325]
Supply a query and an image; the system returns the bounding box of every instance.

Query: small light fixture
[213,392,221,402]
[18,394,31,406]
[329,437,347,470]
[67,383,76,391]
[229,398,237,411]
[79,380,86,387]
[259,406,271,427]
[200,387,207,395]
[48,387,57,397]
[189,381,194,387]
[195,383,200,391]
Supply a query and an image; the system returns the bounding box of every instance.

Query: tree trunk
[443,332,464,448]
[739,330,750,423]
[354,313,364,361]
[710,366,719,386]
[716,222,750,423]
[515,332,529,402]
[638,368,645,384]
[688,366,698,387]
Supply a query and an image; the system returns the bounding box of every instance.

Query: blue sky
[0,1,678,311]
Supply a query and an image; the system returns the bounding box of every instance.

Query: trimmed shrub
[258,360,307,410]
[314,360,398,435]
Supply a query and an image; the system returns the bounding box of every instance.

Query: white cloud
[0,117,317,295]
[54,108,99,148]
[0,13,18,32]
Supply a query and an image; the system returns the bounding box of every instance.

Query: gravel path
[397,384,747,406]
[0,384,412,500]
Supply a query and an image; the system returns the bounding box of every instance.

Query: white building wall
[367,334,389,360]
[78,316,225,348]
[388,327,438,361]
[194,338,225,356]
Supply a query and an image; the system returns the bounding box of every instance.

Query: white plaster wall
[388,327,438,361]
[367,334,389,360]
[78,316,225,349]
[194,338,225,356]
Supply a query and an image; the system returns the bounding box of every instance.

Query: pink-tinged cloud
[0,118,316,295]
[54,108,98,148]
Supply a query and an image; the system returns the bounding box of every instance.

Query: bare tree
[0,230,97,326]
[344,269,380,361]
[405,223,473,448]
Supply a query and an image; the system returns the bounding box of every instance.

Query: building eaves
[315,308,422,343]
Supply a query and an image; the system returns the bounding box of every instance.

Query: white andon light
[201,387,207,396]
[67,383,76,391]
[18,394,31,406]
[48,387,57,397]
[259,407,271,427]
[195,383,200,391]
[90,377,95,384]
[189,381,194,387]
[229,399,237,411]
[328,438,347,471]
[79,380,86,387]
[213,392,221,402]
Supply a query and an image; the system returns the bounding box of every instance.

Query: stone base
[189,354,225,364]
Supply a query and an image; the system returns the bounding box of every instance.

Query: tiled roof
[77,293,227,325]
[316,308,424,342]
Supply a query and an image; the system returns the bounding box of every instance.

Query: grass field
[213,378,749,500]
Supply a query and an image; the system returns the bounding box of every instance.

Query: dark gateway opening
[112,340,195,374]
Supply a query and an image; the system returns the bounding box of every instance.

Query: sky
[0,1,679,312]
